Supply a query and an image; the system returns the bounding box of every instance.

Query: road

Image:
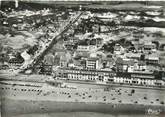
[18,11,84,73]
[1,70,165,91]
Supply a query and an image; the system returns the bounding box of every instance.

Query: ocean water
[2,97,164,117]
[11,112,161,117]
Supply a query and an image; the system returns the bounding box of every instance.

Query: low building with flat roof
[54,67,164,87]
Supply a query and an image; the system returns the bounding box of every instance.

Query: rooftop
[87,57,99,61]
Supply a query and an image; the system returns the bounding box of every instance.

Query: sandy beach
[0,74,165,117]
[1,81,165,117]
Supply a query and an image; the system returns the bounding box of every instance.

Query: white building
[77,45,97,52]
[86,57,99,69]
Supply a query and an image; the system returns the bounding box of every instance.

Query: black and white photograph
[0,0,165,117]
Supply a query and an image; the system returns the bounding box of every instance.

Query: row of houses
[54,67,165,87]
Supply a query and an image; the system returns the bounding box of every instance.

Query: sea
[10,112,162,117]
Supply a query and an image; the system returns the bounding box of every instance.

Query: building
[133,30,144,40]
[54,55,60,66]
[77,45,97,52]
[123,59,135,72]
[74,51,89,59]
[86,57,100,69]
[145,55,159,65]
[125,53,141,60]
[116,58,135,72]
[115,71,157,86]
[64,37,79,50]
[143,42,156,52]
[44,53,54,65]
[102,58,114,68]
[8,57,24,67]
[60,56,68,67]
[55,51,71,67]
[114,43,125,55]
[54,67,164,87]
[77,45,89,52]
[134,61,146,71]
[115,57,123,72]
[55,67,116,82]
[0,62,9,70]
[39,64,52,75]
[90,38,103,47]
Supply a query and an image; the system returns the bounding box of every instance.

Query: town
[0,1,165,117]
[0,1,165,88]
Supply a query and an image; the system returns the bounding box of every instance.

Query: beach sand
[1,81,165,117]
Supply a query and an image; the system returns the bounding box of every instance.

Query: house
[64,37,79,50]
[114,43,125,55]
[72,59,86,69]
[77,45,97,52]
[74,51,89,59]
[90,38,103,47]
[116,58,135,72]
[96,38,103,46]
[60,56,68,67]
[60,52,72,67]
[159,44,165,51]
[0,64,9,70]
[54,51,71,67]
[92,24,100,33]
[125,53,141,60]
[133,30,144,39]
[54,55,61,66]
[123,59,135,72]
[77,45,89,52]
[134,61,146,71]
[44,53,54,65]
[8,57,24,66]
[39,64,52,75]
[143,42,156,52]
[102,58,114,68]
[115,57,123,72]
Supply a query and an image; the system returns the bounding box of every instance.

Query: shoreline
[1,98,165,117]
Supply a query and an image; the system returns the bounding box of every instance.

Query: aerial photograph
[0,0,165,117]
